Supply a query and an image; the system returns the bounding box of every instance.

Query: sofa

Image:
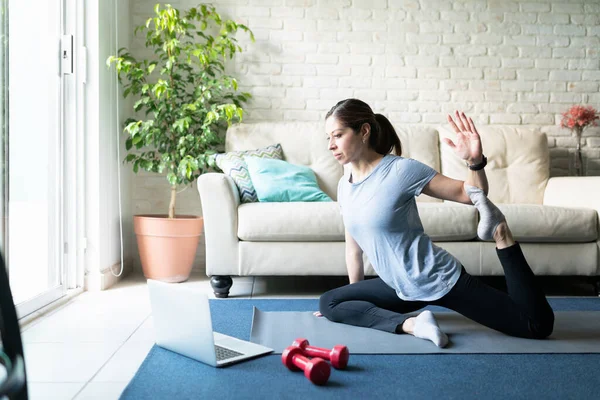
[197,122,600,298]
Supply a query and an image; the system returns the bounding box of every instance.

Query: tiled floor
[18,272,347,400]
[18,271,597,400]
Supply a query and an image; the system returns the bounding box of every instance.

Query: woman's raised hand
[445,111,484,164]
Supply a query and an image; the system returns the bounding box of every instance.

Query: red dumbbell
[281,346,331,385]
[292,338,350,370]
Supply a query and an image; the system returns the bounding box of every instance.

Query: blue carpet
[120,298,600,400]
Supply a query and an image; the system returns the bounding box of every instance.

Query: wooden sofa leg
[210,276,233,298]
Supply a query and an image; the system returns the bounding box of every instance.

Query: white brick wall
[129,0,600,273]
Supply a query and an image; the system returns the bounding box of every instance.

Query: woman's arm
[421,173,468,204]
[422,167,488,205]
[345,229,364,284]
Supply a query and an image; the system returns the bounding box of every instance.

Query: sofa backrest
[226,122,549,204]
[438,126,549,204]
[226,122,343,200]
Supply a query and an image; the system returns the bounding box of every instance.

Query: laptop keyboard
[215,345,244,361]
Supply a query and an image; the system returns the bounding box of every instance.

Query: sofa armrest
[544,177,600,277]
[543,176,600,238]
[543,177,600,214]
[197,173,240,276]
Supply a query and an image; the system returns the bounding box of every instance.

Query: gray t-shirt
[338,154,462,301]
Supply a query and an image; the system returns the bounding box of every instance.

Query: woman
[318,98,554,347]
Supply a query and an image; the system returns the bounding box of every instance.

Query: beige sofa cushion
[226,122,342,200]
[237,241,599,276]
[497,204,598,243]
[238,201,597,244]
[436,242,599,276]
[238,202,477,242]
[438,126,549,204]
[479,242,598,275]
[238,202,345,241]
[418,203,477,240]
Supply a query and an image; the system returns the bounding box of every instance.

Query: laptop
[147,279,273,367]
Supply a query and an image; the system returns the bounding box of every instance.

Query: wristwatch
[466,155,487,171]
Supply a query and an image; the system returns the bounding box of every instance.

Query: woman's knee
[530,311,555,339]
[318,289,338,319]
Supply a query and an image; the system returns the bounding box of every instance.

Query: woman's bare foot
[494,221,516,249]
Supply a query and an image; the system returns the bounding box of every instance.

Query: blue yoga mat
[120,298,600,400]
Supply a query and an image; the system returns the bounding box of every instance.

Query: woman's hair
[325,98,402,156]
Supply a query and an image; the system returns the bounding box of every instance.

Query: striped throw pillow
[214,143,284,203]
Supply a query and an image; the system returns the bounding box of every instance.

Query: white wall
[85,0,133,290]
[129,0,600,274]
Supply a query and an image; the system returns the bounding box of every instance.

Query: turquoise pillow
[213,143,284,203]
[243,156,332,202]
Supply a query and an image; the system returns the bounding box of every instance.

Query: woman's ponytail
[374,114,402,156]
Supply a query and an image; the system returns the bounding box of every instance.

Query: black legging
[319,242,555,339]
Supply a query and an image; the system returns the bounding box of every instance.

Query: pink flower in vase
[560,105,599,139]
[559,105,599,176]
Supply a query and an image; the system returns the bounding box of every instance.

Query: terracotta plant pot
[133,215,204,283]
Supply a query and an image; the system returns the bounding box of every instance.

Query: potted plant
[107,3,254,282]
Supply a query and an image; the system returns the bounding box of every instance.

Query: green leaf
[225,106,233,121]
[134,99,144,111]
[167,172,177,185]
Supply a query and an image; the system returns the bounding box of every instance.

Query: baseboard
[85,258,133,291]
[19,287,85,330]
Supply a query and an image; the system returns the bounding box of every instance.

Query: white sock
[464,184,506,241]
[413,310,448,348]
